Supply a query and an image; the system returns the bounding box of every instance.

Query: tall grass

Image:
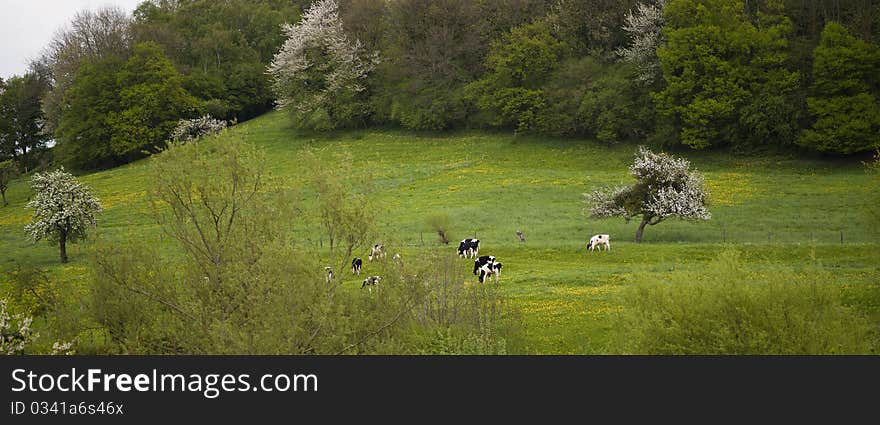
[611,249,879,354]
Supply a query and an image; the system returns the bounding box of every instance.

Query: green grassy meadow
[2,111,879,353]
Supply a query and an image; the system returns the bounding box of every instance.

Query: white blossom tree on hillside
[616,0,668,84]
[25,168,102,263]
[267,0,379,130]
[586,146,710,243]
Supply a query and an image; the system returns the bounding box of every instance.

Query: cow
[473,255,496,275]
[325,266,335,283]
[457,238,480,259]
[516,230,525,243]
[351,258,363,274]
[369,244,386,262]
[587,234,611,252]
[392,253,402,265]
[478,261,503,283]
[361,276,381,293]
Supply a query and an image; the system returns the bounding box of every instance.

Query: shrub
[425,214,452,245]
[610,249,879,354]
[170,115,228,143]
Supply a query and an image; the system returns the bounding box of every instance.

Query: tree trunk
[635,216,650,243]
[59,231,68,263]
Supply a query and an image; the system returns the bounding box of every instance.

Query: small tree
[0,159,19,206]
[426,214,451,245]
[586,147,710,243]
[303,148,377,280]
[25,168,102,262]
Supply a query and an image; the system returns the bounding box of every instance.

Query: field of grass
[1,111,878,353]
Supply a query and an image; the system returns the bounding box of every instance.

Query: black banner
[1,356,877,423]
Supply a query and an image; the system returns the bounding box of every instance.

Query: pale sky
[0,0,145,79]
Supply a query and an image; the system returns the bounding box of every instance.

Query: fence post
[840,230,844,244]
[420,232,423,245]
[722,228,726,243]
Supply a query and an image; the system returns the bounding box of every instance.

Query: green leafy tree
[466,21,565,132]
[109,42,202,159]
[24,168,103,263]
[0,159,19,206]
[799,22,880,154]
[56,43,200,168]
[655,0,800,149]
[0,73,50,167]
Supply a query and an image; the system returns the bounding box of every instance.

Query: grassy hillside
[1,111,878,353]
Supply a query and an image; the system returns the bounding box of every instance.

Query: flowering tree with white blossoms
[616,0,668,84]
[267,0,379,129]
[25,168,102,263]
[170,115,228,143]
[586,146,710,243]
[0,298,36,355]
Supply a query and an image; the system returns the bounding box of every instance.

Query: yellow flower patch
[704,172,758,206]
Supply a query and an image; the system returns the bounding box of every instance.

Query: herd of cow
[326,233,612,293]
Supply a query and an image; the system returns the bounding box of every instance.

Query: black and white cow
[473,255,496,275]
[369,244,386,262]
[457,238,480,259]
[478,261,503,283]
[361,276,381,293]
[392,253,402,264]
[587,234,611,252]
[352,258,363,274]
[325,266,335,283]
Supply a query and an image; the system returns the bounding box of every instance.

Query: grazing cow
[516,230,525,243]
[351,258,363,274]
[478,261,503,283]
[392,253,402,265]
[325,266,335,283]
[369,244,386,262]
[473,255,496,275]
[457,238,480,259]
[587,234,611,252]
[361,276,381,293]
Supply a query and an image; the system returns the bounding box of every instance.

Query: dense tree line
[269,0,879,155]
[2,0,878,172]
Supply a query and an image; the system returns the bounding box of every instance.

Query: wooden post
[840,230,843,244]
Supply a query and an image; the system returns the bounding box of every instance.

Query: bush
[425,214,452,245]
[611,249,879,354]
[170,115,228,143]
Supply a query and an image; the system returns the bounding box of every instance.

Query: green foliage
[56,43,201,168]
[799,22,880,154]
[4,265,56,317]
[0,73,49,168]
[375,0,488,131]
[656,0,800,149]
[611,249,878,354]
[466,21,565,132]
[131,0,300,122]
[578,62,656,143]
[0,159,19,206]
